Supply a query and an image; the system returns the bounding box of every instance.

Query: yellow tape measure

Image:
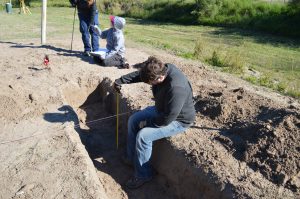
[116,93,119,149]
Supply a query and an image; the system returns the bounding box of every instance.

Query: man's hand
[139,121,147,129]
[113,82,122,93]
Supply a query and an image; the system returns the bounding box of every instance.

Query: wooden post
[41,0,47,45]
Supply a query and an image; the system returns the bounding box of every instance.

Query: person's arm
[115,71,142,85]
[99,29,109,39]
[113,70,142,93]
[152,86,187,127]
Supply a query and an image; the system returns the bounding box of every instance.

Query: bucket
[5,3,12,14]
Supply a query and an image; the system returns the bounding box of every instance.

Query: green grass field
[0,7,299,98]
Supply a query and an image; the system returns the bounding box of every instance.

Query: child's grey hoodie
[96,17,126,58]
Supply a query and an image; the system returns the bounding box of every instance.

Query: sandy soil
[0,38,299,199]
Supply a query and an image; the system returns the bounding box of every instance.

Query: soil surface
[0,38,299,199]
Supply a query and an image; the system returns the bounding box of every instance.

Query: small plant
[208,50,225,67]
[244,76,257,84]
[181,52,194,59]
[286,89,300,99]
[258,75,273,88]
[224,53,245,74]
[194,39,205,59]
[276,82,287,93]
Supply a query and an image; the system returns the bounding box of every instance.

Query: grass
[0,7,299,98]
[124,18,299,97]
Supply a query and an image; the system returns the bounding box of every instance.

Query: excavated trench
[61,77,227,199]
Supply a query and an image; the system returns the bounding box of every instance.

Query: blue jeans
[78,11,99,52]
[127,106,187,178]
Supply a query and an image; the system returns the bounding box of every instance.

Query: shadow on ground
[0,40,95,64]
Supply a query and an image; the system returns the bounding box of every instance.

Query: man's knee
[128,115,134,127]
[136,130,147,145]
[136,129,153,145]
[128,113,139,128]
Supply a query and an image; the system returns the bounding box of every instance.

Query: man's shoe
[125,176,153,189]
[121,155,133,167]
[83,51,91,57]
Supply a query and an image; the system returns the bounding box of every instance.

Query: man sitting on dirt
[113,56,196,189]
[90,16,129,68]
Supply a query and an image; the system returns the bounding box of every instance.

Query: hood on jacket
[110,16,126,30]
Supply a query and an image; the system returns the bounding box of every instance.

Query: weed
[224,53,245,74]
[194,39,205,59]
[207,49,245,74]
[276,82,287,93]
[208,50,225,67]
[181,52,194,59]
[286,89,300,99]
[244,76,257,84]
[258,75,273,88]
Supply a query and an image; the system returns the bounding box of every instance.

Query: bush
[7,0,298,38]
[97,0,299,39]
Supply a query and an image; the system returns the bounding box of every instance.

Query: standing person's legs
[78,13,91,53]
[90,10,99,52]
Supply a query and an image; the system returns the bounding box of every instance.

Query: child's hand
[92,25,101,36]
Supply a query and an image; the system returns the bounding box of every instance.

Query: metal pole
[71,7,77,51]
[41,0,47,45]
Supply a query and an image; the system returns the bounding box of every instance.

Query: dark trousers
[78,11,99,52]
[94,54,125,67]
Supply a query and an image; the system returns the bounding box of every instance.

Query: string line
[0,131,43,145]
[1,111,132,145]
[74,111,131,128]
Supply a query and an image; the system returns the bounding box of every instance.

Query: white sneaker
[90,48,108,59]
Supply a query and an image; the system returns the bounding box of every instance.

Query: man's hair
[140,56,167,83]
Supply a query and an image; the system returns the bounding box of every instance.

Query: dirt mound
[193,85,300,194]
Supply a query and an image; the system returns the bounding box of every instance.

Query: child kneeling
[91,16,129,68]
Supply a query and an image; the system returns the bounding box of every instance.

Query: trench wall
[61,76,233,199]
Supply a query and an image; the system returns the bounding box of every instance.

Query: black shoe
[119,58,130,69]
[125,176,153,189]
[83,51,91,57]
[122,62,130,69]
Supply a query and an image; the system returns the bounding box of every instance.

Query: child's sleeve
[100,29,109,39]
